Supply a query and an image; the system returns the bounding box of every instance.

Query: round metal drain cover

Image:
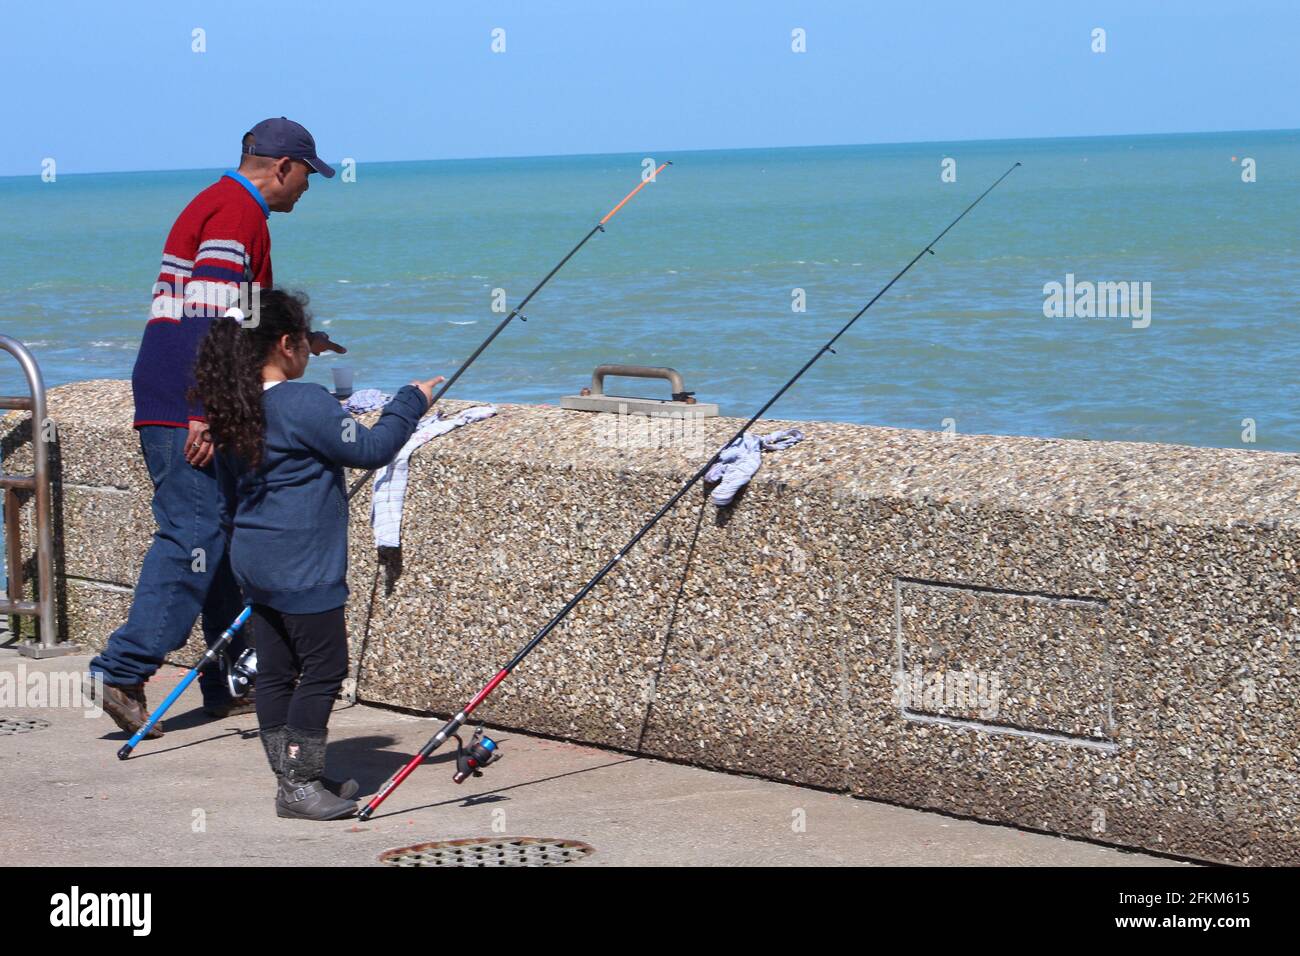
[0,715,51,735]
[380,837,594,868]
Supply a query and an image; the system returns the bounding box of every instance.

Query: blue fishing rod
[116,606,253,759]
[117,165,674,759]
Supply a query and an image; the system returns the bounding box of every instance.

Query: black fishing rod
[357,161,1021,820]
[345,161,673,501]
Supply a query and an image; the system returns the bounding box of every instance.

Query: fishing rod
[116,606,253,759]
[345,161,673,501]
[357,161,1021,820]
[117,165,674,759]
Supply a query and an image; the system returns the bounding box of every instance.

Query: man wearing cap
[88,118,345,736]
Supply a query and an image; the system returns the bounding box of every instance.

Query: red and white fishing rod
[358,161,1021,821]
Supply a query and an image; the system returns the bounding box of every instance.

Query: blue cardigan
[217,381,427,614]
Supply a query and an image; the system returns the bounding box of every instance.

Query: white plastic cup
[331,365,354,397]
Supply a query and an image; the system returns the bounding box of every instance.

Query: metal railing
[591,364,695,402]
[0,334,66,656]
[560,364,720,418]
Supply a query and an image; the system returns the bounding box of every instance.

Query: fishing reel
[220,647,258,699]
[451,726,500,784]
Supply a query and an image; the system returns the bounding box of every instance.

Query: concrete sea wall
[3,379,1298,864]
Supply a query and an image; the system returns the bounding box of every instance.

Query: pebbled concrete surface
[6,380,1297,864]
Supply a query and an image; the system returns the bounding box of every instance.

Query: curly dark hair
[190,289,312,469]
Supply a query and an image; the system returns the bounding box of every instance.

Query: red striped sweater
[131,172,272,427]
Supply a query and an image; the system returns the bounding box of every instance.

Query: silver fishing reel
[221,647,258,699]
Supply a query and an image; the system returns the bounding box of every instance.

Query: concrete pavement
[0,648,1188,867]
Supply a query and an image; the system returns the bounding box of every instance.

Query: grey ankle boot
[275,726,358,821]
[261,724,358,799]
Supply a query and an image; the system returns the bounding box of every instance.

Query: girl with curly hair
[192,289,442,819]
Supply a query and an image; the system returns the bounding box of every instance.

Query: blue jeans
[89,426,246,704]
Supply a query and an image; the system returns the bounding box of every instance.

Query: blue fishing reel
[452,726,499,784]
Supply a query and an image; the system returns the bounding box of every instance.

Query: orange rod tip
[599,167,671,225]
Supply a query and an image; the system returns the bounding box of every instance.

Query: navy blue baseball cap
[242,117,335,178]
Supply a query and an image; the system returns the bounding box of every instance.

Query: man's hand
[184,420,215,468]
[309,330,347,355]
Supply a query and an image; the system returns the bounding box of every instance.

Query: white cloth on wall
[704,428,805,506]
[343,388,392,413]
[370,405,498,547]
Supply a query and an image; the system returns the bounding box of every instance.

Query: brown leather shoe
[203,690,257,719]
[90,679,164,739]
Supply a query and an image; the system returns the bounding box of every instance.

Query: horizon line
[3,125,1296,181]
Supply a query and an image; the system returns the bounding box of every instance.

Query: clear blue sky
[2,0,1296,176]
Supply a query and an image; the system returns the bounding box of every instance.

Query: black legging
[251,604,348,733]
